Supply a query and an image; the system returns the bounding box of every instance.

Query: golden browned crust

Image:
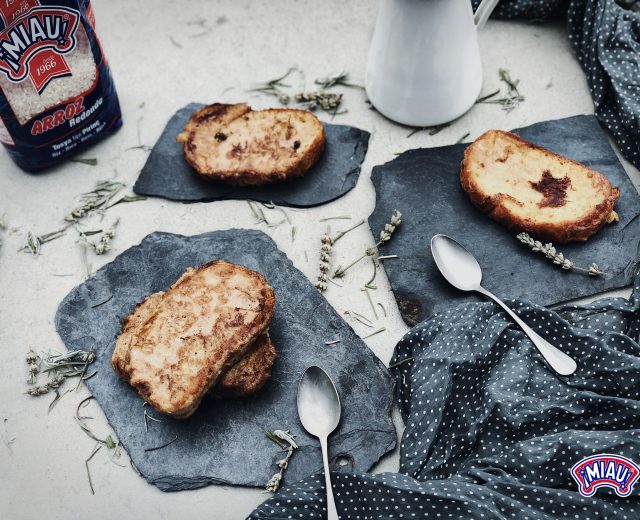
[111,260,276,418]
[211,332,276,399]
[176,103,326,186]
[460,130,620,243]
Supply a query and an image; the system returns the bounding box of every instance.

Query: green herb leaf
[71,157,98,166]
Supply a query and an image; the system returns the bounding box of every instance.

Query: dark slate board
[55,230,395,491]
[369,115,640,325]
[133,103,370,207]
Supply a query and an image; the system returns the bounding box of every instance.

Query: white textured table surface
[1,1,638,519]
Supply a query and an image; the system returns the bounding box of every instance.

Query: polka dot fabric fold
[470,0,640,170]
[250,267,640,519]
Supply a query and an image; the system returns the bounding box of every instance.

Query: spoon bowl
[431,234,482,291]
[297,366,341,437]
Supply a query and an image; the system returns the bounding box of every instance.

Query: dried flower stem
[389,357,414,369]
[85,443,102,495]
[265,430,298,493]
[65,180,125,222]
[478,69,524,112]
[106,194,147,209]
[364,258,378,289]
[320,216,351,222]
[456,132,471,144]
[144,435,178,452]
[333,220,365,242]
[26,349,95,396]
[407,122,450,138]
[362,327,386,340]
[333,210,401,278]
[71,157,98,166]
[79,219,119,255]
[143,409,162,433]
[344,310,374,328]
[250,68,297,99]
[363,287,378,320]
[252,69,353,114]
[517,232,604,276]
[22,227,68,254]
[476,88,500,103]
[315,72,362,90]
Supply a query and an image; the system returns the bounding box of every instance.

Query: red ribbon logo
[0,2,80,93]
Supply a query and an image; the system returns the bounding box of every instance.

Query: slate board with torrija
[369,115,640,325]
[55,230,395,491]
[133,103,370,207]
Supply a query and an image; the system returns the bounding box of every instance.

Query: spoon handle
[320,436,339,520]
[477,287,577,376]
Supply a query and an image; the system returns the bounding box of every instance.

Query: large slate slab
[133,103,370,207]
[55,230,395,491]
[369,115,640,325]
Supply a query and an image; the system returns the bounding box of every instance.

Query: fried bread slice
[111,260,276,418]
[176,103,325,186]
[461,130,620,243]
[212,332,276,399]
[113,293,277,400]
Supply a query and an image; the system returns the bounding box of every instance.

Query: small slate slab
[369,115,640,325]
[133,103,370,207]
[55,230,395,491]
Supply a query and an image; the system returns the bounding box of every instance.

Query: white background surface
[1,1,639,519]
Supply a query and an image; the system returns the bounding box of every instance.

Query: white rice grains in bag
[0,1,122,171]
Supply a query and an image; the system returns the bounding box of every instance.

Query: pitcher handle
[474,0,500,30]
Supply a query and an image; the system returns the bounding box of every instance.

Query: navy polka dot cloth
[250,267,640,519]
[470,0,640,170]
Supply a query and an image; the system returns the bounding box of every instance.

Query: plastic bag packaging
[0,0,122,171]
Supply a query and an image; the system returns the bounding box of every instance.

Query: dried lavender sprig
[25,372,66,396]
[315,231,333,292]
[65,180,125,222]
[42,349,96,369]
[333,210,401,278]
[27,349,96,396]
[26,349,40,384]
[265,430,298,492]
[22,227,68,254]
[516,232,604,276]
[314,220,365,292]
[295,91,343,113]
[79,219,119,255]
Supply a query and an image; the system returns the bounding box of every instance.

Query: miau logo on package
[0,5,80,93]
[571,454,640,497]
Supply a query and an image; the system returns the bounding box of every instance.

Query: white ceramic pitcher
[365,0,500,127]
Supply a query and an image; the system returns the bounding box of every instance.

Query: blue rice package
[0,0,122,171]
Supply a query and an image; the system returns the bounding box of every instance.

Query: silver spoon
[430,234,577,376]
[297,366,341,520]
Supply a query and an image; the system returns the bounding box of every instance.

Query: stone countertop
[1,1,638,519]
